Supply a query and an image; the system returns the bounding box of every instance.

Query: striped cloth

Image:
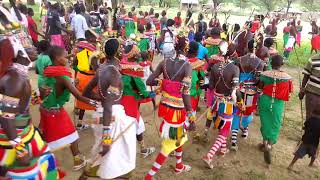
[303,55,320,96]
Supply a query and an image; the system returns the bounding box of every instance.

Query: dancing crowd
[0,1,320,179]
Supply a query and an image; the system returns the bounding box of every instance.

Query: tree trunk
[111,0,118,9]
[138,0,142,7]
[27,0,35,5]
[286,0,292,15]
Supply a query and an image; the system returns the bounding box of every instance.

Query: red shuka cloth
[44,66,72,78]
[121,95,140,122]
[263,80,293,101]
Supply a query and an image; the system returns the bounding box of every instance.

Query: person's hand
[298,88,305,100]
[39,86,52,99]
[100,145,111,156]
[87,99,99,107]
[16,153,32,166]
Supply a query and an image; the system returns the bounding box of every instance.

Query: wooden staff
[90,120,136,167]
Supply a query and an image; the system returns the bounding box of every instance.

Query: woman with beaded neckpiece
[258,55,293,167]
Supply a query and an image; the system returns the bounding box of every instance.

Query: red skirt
[311,35,320,50]
[40,108,78,149]
[191,96,200,112]
[121,95,140,122]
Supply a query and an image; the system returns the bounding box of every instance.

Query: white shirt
[71,14,89,40]
[10,8,28,28]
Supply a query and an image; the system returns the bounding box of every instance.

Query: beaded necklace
[97,64,123,101]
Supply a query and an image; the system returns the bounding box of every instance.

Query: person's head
[161,10,166,17]
[79,3,86,13]
[248,39,254,52]
[52,3,60,11]
[225,43,237,58]
[177,12,181,17]
[139,11,143,16]
[244,21,252,29]
[138,24,145,33]
[128,12,133,18]
[0,39,14,77]
[146,22,152,31]
[198,13,204,21]
[254,15,258,20]
[18,4,27,15]
[27,7,34,16]
[149,8,154,15]
[194,32,202,42]
[188,41,199,57]
[74,4,81,14]
[49,46,67,66]
[85,30,97,43]
[234,23,240,32]
[25,47,38,62]
[104,39,120,58]
[166,19,175,27]
[297,20,301,25]
[210,27,220,37]
[144,11,148,17]
[37,40,51,54]
[175,36,187,55]
[222,23,227,32]
[93,3,98,11]
[67,6,73,14]
[59,6,65,16]
[155,13,159,18]
[264,37,274,48]
[271,54,283,69]
[311,21,316,26]
[287,22,291,26]
[131,6,135,12]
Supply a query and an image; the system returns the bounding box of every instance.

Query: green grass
[276,39,314,67]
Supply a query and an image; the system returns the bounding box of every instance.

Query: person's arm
[299,60,312,99]
[133,77,151,97]
[147,60,164,86]
[30,23,44,37]
[83,74,102,101]
[99,69,122,156]
[182,64,193,112]
[57,77,96,105]
[208,68,215,90]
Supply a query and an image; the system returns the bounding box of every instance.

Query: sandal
[202,156,214,169]
[175,164,192,174]
[141,147,156,158]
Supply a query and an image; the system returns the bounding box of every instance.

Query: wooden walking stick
[294,46,305,132]
[90,120,136,168]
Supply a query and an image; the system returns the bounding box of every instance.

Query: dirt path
[28,57,320,180]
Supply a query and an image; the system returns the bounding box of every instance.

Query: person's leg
[231,115,240,150]
[288,155,299,170]
[309,156,316,167]
[70,140,86,171]
[145,151,168,180]
[174,146,191,173]
[137,118,155,157]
